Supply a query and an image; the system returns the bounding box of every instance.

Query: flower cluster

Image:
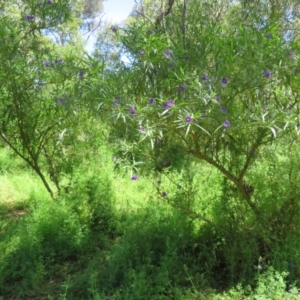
[163,100,174,109]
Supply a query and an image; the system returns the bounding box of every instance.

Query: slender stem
[0,133,55,199]
[192,149,261,218]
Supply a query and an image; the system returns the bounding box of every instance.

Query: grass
[1,146,300,299]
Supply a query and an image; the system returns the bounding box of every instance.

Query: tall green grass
[1,144,300,299]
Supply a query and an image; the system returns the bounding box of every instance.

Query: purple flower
[78,70,84,78]
[193,118,198,123]
[57,98,65,105]
[223,120,230,127]
[265,33,273,39]
[149,98,155,104]
[55,58,63,64]
[163,100,175,109]
[185,115,192,122]
[164,100,175,109]
[201,75,207,81]
[164,50,171,58]
[147,30,153,35]
[111,25,117,32]
[178,85,185,92]
[129,107,136,115]
[26,15,35,21]
[43,60,51,67]
[47,0,53,4]
[263,106,267,111]
[131,175,138,180]
[265,71,271,78]
[139,127,145,132]
[221,106,227,113]
[161,192,167,197]
[113,99,119,105]
[221,77,228,84]
[162,161,167,166]
[139,50,145,56]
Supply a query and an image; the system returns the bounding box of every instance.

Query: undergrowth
[1,146,300,299]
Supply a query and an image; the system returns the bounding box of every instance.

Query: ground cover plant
[1,0,300,299]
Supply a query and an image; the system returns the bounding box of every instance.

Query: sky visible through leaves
[85,0,135,52]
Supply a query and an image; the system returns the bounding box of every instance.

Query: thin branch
[134,10,155,24]
[155,0,175,26]
[84,13,106,42]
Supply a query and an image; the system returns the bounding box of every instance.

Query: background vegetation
[1,0,300,299]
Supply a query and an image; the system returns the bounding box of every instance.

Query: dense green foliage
[1,0,300,299]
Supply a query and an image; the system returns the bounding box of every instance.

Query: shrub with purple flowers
[2,0,300,298]
[103,1,300,250]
